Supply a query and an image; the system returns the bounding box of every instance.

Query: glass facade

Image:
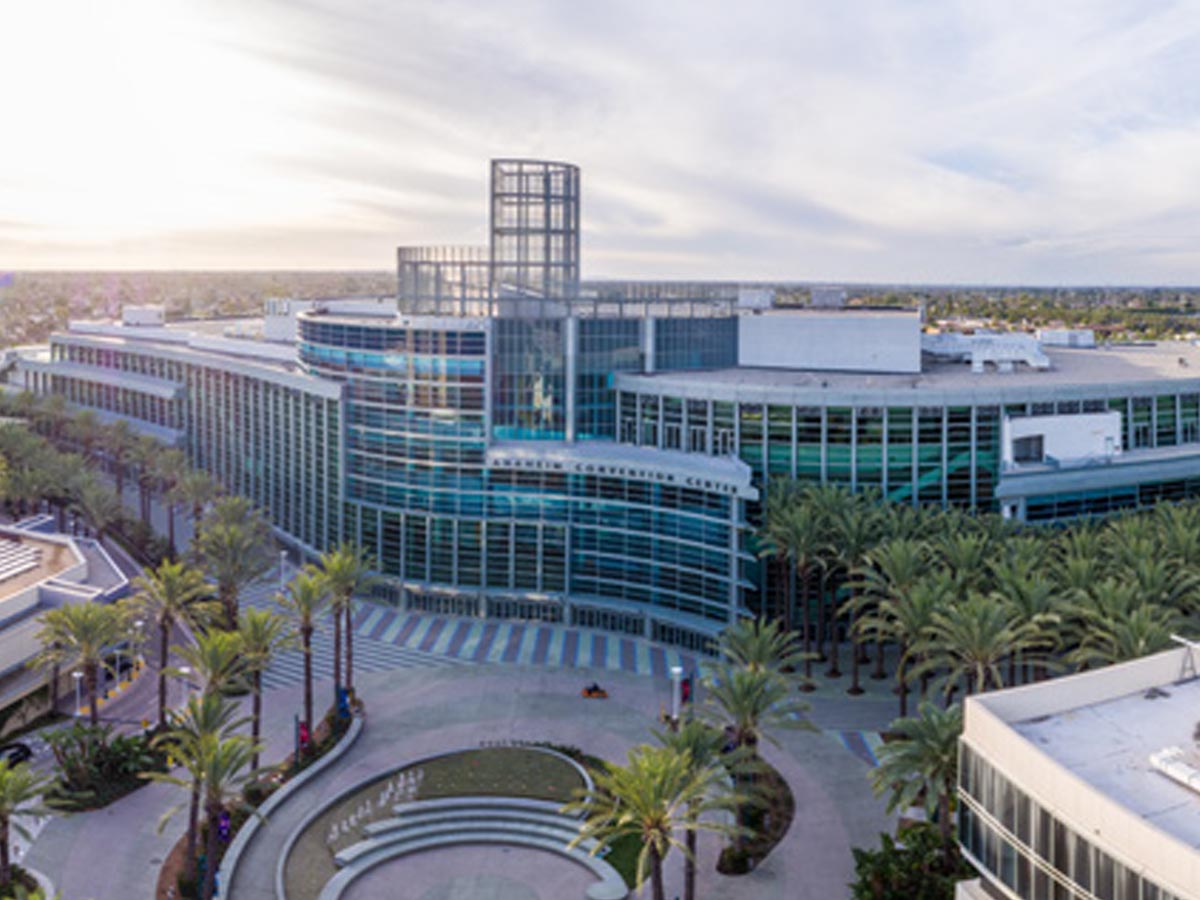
[959,743,1186,900]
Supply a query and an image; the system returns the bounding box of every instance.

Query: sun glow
[0,3,340,247]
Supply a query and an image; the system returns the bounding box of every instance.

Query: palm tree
[33,601,125,725]
[70,474,124,542]
[155,448,189,557]
[855,539,930,700]
[238,608,293,770]
[914,592,1047,696]
[171,469,220,528]
[174,629,249,697]
[757,480,806,631]
[654,720,736,900]
[830,501,882,693]
[147,694,248,886]
[760,504,826,683]
[564,744,739,900]
[870,702,963,851]
[192,497,274,628]
[857,570,949,717]
[198,735,260,900]
[710,617,808,675]
[0,760,49,887]
[131,435,161,525]
[276,569,329,744]
[104,419,137,499]
[316,543,377,694]
[67,409,104,463]
[131,559,216,727]
[1069,604,1183,667]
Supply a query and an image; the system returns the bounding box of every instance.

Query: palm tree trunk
[897,644,909,718]
[158,622,170,727]
[252,670,263,771]
[186,783,200,882]
[799,571,814,691]
[847,589,862,695]
[222,587,237,631]
[815,574,827,662]
[684,818,697,900]
[87,664,99,726]
[649,845,665,900]
[202,801,219,900]
[0,817,10,886]
[344,605,355,692]
[871,635,887,679]
[167,502,177,558]
[303,627,314,747]
[49,657,61,714]
[332,608,342,692]
[826,586,842,678]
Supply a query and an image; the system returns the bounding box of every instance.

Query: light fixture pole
[132,619,145,669]
[72,670,83,718]
[670,665,683,729]
[279,549,288,594]
[178,665,193,708]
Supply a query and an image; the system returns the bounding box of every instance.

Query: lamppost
[72,670,83,719]
[670,665,683,730]
[178,665,193,708]
[132,619,145,671]
[279,549,288,594]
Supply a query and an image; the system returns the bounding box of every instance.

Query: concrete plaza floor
[25,643,903,900]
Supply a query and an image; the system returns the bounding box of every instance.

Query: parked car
[0,743,32,765]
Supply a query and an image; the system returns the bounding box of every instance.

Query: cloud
[2,0,1200,283]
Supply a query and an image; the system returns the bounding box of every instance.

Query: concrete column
[642,318,656,373]
[564,316,577,443]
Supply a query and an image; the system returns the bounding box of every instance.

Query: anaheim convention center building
[14,159,1200,653]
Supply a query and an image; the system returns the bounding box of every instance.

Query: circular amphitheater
[276,746,627,900]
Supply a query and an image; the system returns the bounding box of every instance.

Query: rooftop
[620,341,1200,401]
[1013,671,1200,850]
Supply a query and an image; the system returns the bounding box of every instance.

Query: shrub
[850,822,977,900]
[44,722,168,811]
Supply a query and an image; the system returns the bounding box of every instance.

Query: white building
[957,645,1200,900]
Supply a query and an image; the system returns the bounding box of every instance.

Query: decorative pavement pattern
[836,730,884,767]
[244,586,699,691]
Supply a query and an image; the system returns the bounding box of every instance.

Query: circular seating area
[318,795,627,900]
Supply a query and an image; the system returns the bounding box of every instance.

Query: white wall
[737,310,921,373]
[1001,411,1121,467]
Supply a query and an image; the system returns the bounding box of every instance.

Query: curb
[217,713,364,898]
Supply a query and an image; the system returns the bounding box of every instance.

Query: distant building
[13,159,1200,647]
[957,645,1200,900]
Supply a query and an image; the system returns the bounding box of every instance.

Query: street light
[279,549,288,594]
[132,619,145,670]
[72,671,83,718]
[670,665,683,729]
[178,665,192,708]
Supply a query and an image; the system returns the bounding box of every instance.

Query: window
[1013,435,1044,464]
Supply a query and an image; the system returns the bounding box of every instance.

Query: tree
[276,569,329,744]
[1069,603,1182,667]
[131,559,216,727]
[147,693,247,887]
[155,448,189,557]
[33,602,125,726]
[914,592,1047,696]
[171,469,220,527]
[870,702,963,851]
[70,474,124,542]
[759,502,827,683]
[316,543,377,694]
[104,419,137,499]
[67,409,104,463]
[238,608,293,770]
[655,720,736,900]
[192,497,274,628]
[710,616,808,675]
[565,744,739,900]
[174,629,249,698]
[0,760,49,887]
[830,500,883,693]
[198,735,259,900]
[131,435,161,525]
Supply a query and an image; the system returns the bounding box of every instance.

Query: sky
[3,0,1200,284]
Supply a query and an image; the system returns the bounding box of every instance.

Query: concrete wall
[737,310,921,373]
[1001,411,1121,467]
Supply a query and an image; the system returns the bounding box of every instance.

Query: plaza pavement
[25,648,902,900]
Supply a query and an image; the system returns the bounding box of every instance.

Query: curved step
[319,827,627,900]
[361,808,592,841]
[336,818,593,866]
